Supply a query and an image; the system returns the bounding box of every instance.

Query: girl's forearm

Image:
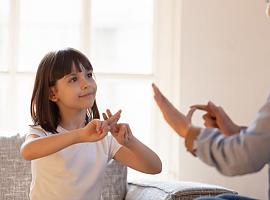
[126,137,162,174]
[20,129,82,160]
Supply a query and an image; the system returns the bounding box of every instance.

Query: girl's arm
[21,111,121,160]
[113,134,162,174]
[102,110,162,174]
[21,129,84,160]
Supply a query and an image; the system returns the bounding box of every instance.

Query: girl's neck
[59,110,87,131]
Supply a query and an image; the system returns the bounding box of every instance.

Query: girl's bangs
[50,48,93,85]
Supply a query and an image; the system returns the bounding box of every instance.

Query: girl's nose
[81,84,88,90]
[81,79,89,90]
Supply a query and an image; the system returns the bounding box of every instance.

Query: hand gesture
[190,101,242,136]
[102,109,134,146]
[80,110,121,142]
[152,83,191,137]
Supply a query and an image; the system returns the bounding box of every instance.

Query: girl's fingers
[118,124,126,135]
[126,125,132,140]
[106,109,113,118]
[108,110,121,124]
[99,130,108,138]
[101,121,110,134]
[96,121,102,133]
[111,110,121,120]
[112,124,120,133]
[102,113,108,120]
[103,110,120,124]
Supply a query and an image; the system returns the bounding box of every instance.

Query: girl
[20,48,162,200]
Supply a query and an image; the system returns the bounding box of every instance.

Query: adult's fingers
[203,114,218,127]
[186,107,196,122]
[204,120,218,128]
[192,101,220,119]
[152,83,161,96]
[190,104,208,111]
[203,113,216,120]
[207,101,220,116]
[152,83,167,102]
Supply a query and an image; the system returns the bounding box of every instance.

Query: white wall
[178,0,270,199]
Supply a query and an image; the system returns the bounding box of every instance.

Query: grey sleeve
[194,99,270,176]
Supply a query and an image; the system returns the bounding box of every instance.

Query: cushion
[126,180,237,200]
[0,134,128,200]
[0,134,31,200]
[102,160,128,200]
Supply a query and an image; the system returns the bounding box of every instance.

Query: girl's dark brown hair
[31,48,100,133]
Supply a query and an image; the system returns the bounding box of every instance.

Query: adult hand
[152,83,191,138]
[191,101,242,136]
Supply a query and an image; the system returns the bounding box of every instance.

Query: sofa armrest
[126,180,237,200]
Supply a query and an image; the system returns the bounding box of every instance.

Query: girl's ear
[49,87,58,102]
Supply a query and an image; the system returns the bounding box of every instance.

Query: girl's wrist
[124,136,137,148]
[73,128,85,144]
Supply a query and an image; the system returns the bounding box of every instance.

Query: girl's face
[50,63,97,113]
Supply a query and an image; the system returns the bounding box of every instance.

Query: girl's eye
[87,72,93,78]
[69,77,77,82]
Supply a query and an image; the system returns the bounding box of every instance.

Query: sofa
[0,134,237,200]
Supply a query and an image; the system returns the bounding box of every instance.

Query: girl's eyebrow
[64,70,93,79]
[63,73,77,79]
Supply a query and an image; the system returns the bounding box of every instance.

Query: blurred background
[0,0,270,199]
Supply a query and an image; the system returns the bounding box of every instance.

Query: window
[0,0,182,180]
[0,0,9,71]
[91,0,153,74]
[18,0,81,72]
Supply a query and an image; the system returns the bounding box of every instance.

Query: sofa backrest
[0,134,127,200]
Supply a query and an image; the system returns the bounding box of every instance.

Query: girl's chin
[86,101,95,108]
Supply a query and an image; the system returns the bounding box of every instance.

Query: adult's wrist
[184,126,201,156]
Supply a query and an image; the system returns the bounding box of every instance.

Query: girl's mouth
[79,93,94,98]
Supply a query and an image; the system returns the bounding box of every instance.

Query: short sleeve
[25,126,48,139]
[107,134,122,160]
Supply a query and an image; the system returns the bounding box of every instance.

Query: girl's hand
[102,109,134,146]
[79,110,121,142]
[190,101,242,136]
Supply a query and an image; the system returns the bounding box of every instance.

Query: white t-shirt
[26,125,122,200]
